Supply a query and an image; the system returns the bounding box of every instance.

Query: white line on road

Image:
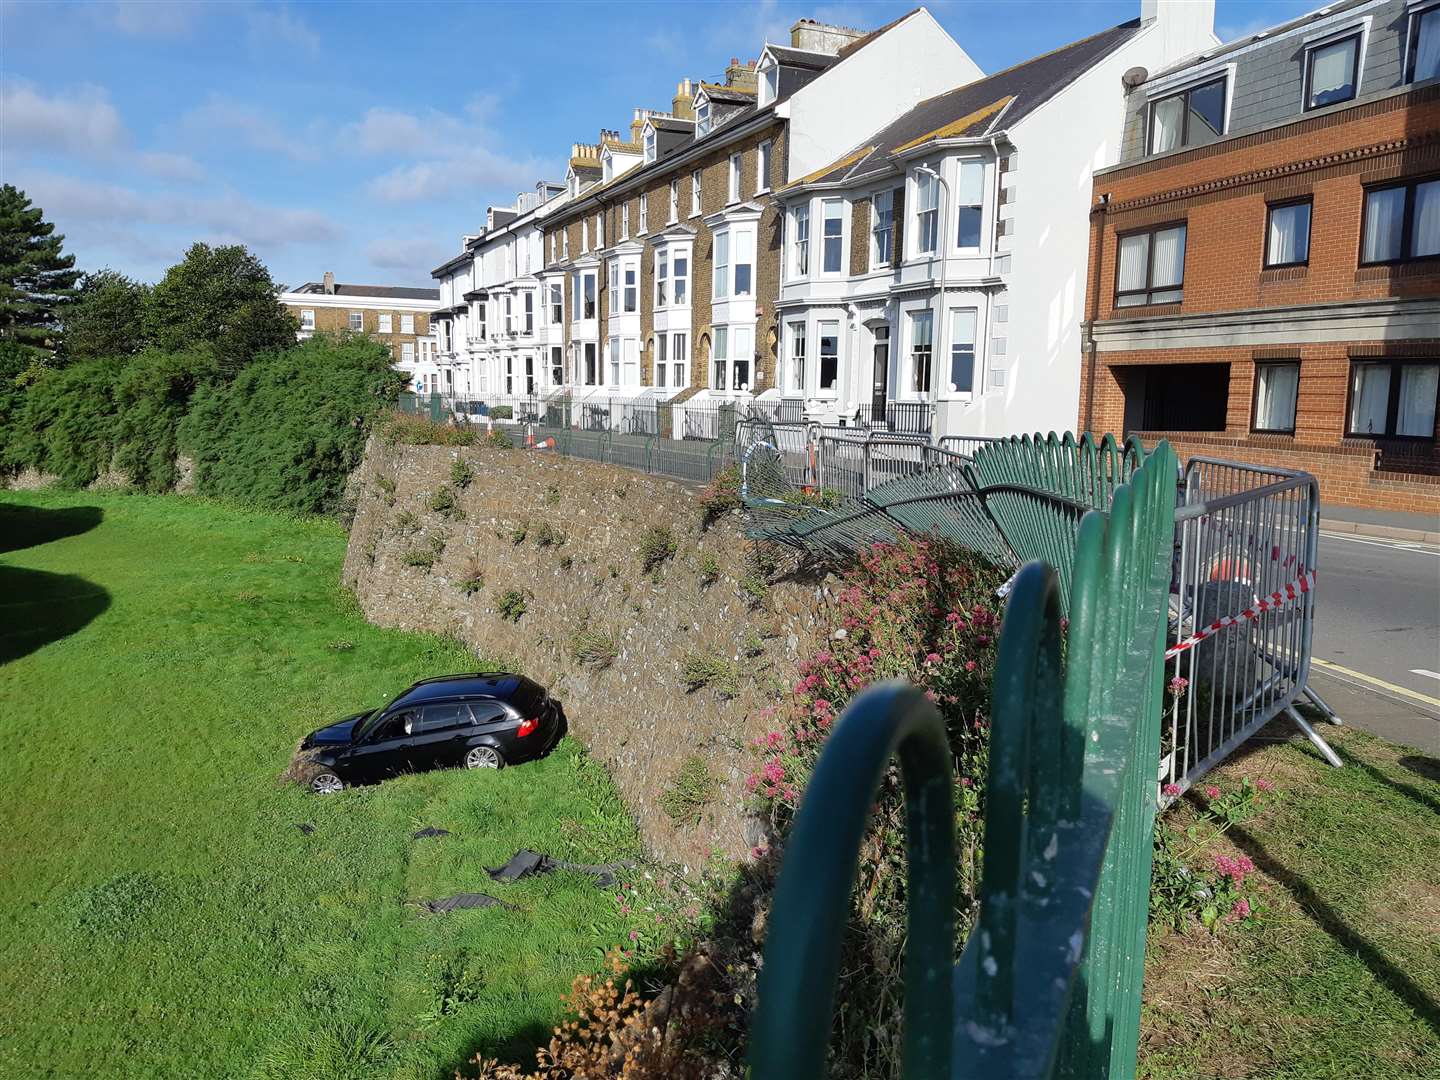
[1412,669,1440,682]
[1312,657,1440,710]
[1318,532,1439,556]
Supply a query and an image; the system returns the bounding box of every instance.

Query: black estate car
[296,673,564,794]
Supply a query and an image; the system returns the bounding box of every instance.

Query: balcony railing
[858,400,934,436]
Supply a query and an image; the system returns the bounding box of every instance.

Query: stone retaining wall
[341,436,834,866]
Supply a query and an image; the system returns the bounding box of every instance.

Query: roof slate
[293,282,440,300]
[799,17,1144,186]
[763,43,838,71]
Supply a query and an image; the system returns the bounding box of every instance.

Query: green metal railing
[750,439,1178,1080]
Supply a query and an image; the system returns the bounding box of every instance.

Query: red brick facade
[1080,85,1440,514]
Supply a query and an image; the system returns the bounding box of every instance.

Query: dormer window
[644,125,657,163]
[759,60,779,106]
[1304,31,1361,110]
[602,151,613,184]
[695,96,711,137]
[1148,76,1226,154]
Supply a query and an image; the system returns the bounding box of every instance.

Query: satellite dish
[1122,66,1149,89]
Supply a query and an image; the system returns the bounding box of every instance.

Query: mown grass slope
[0,491,640,1080]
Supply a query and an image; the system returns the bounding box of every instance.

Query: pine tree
[0,185,81,361]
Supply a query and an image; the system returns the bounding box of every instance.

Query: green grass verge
[0,491,642,1080]
[1140,725,1440,1079]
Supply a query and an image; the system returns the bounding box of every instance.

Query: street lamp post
[914,163,950,428]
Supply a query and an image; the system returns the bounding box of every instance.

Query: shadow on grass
[1,504,111,666]
[0,565,112,666]
[1224,820,1440,1037]
[1332,744,1440,817]
[0,502,104,553]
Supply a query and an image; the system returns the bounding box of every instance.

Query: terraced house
[1080,0,1440,512]
[280,273,439,385]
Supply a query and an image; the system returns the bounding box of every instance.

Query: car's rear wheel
[464,745,504,770]
[298,763,345,794]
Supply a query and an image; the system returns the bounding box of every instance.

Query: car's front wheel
[464,745,504,770]
[298,763,345,794]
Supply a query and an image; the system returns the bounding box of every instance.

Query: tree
[0,185,81,361]
[61,269,153,363]
[145,242,298,377]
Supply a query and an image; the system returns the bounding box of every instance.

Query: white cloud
[180,97,323,161]
[1217,15,1280,43]
[245,3,321,55]
[136,151,207,183]
[367,149,551,203]
[365,235,450,279]
[17,169,343,250]
[94,0,199,38]
[0,80,127,156]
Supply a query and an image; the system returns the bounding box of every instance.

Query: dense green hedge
[2,335,400,513]
[179,335,404,514]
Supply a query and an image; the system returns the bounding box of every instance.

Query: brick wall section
[1081,86,1440,513]
[342,437,832,865]
[849,196,871,276]
[283,303,431,364]
[545,120,787,392]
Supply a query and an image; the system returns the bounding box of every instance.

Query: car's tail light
[516,716,540,738]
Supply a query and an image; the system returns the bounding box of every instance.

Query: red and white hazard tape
[1165,571,1315,659]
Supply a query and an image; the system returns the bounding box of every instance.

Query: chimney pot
[322,270,335,295]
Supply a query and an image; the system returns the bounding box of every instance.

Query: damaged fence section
[735,426,1340,798]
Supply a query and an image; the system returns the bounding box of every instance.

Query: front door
[871,326,890,422]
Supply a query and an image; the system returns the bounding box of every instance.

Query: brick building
[280,273,442,392]
[1080,0,1440,512]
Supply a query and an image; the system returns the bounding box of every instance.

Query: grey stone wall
[341,436,835,866]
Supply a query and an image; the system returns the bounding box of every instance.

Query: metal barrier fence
[751,440,1179,1080]
[1163,457,1341,800]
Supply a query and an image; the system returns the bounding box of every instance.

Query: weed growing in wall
[697,553,721,586]
[449,458,475,490]
[680,653,739,699]
[533,521,566,548]
[637,526,677,574]
[457,561,485,596]
[658,756,718,828]
[569,626,619,670]
[495,588,527,623]
[402,547,436,572]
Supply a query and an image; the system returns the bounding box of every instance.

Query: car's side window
[419,703,468,733]
[381,711,416,739]
[469,703,508,726]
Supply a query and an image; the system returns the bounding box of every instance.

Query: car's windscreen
[351,709,382,741]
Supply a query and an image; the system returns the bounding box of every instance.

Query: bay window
[734,227,754,296]
[949,309,977,393]
[818,320,839,393]
[1348,361,1439,438]
[656,250,669,307]
[623,263,637,313]
[714,232,730,299]
[785,320,806,394]
[671,332,687,388]
[1360,178,1440,265]
[822,199,843,273]
[956,161,984,249]
[523,292,533,334]
[608,336,620,385]
[1252,361,1300,434]
[584,342,597,385]
[872,190,893,268]
[607,259,620,315]
[656,334,668,387]
[581,272,596,320]
[791,203,810,276]
[711,327,728,389]
[550,346,563,387]
[916,171,939,255]
[622,338,639,386]
[732,326,752,391]
[909,310,933,395]
[1148,76,1226,154]
[1115,223,1187,307]
[549,283,562,324]
[674,252,688,304]
[504,296,513,334]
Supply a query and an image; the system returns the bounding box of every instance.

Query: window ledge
[1260,265,1308,284]
[1106,302,1183,318]
[1355,261,1440,284]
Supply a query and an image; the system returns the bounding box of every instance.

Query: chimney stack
[672,78,695,119]
[789,17,866,55]
[725,57,758,91]
[322,270,335,295]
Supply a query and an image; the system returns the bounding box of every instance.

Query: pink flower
[762,760,785,784]
[745,774,759,791]
[1255,777,1275,793]
[1226,898,1251,922]
[1168,676,1189,694]
[1162,783,1183,797]
[750,844,769,860]
[1203,785,1220,799]
[965,660,977,672]
[925,652,942,665]
[628,930,639,941]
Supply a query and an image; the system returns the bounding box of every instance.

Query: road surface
[1310,530,1440,752]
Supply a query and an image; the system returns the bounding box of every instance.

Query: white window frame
[300,308,315,331]
[871,189,894,269]
[713,230,730,300]
[906,308,934,398]
[348,311,364,332]
[596,212,604,250]
[946,307,978,396]
[1299,19,1371,113]
[821,198,845,275]
[639,192,648,233]
[790,203,810,278]
[607,258,620,317]
[623,260,638,313]
[955,160,985,252]
[523,291,534,335]
[549,282,563,324]
[400,313,414,334]
[691,169,702,217]
[728,152,742,204]
[784,318,806,395]
[914,170,939,257]
[582,217,590,253]
[710,326,728,389]
[401,341,415,363]
[670,331,689,388]
[620,200,630,240]
[644,124,657,163]
[695,96,711,136]
[757,139,772,193]
[669,178,679,223]
[655,249,669,308]
[817,318,840,397]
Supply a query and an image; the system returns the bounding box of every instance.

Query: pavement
[1310,529,1440,754]
[1320,502,1440,544]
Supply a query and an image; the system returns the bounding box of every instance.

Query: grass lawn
[0,490,642,1080]
[1140,724,1440,1079]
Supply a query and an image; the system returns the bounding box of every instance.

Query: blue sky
[0,0,1312,289]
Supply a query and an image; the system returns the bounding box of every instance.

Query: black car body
[298,673,564,790]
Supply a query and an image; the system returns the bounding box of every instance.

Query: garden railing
[750,438,1180,1080]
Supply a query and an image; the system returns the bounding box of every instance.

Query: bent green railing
[750,439,1177,1080]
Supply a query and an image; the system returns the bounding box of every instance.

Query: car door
[345,710,416,781]
[408,703,472,771]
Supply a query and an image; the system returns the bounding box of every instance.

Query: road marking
[1412,669,1440,682]
[1312,657,1440,709]
[1319,532,1439,556]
